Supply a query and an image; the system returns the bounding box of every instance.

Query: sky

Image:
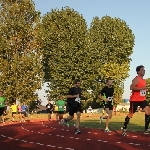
[33,0,150,105]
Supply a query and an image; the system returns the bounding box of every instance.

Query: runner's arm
[130,77,146,90]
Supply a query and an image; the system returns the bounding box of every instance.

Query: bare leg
[75,111,81,129]
[105,108,113,130]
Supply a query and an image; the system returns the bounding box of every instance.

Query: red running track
[0,120,150,150]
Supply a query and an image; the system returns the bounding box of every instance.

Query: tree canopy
[0,0,44,103]
[42,8,135,105]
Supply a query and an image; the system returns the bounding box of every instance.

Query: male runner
[56,96,65,123]
[0,91,6,123]
[21,102,27,120]
[46,100,53,121]
[61,79,83,134]
[122,65,150,135]
[98,79,114,132]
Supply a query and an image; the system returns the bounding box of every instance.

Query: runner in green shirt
[56,96,66,124]
[0,91,6,123]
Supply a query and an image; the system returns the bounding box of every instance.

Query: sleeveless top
[130,76,146,101]
[18,105,22,112]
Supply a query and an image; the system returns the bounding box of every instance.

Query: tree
[87,16,135,104]
[41,7,89,98]
[146,78,150,105]
[0,0,44,103]
[42,8,135,105]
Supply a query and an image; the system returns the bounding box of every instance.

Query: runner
[61,79,83,134]
[122,65,150,135]
[10,102,17,122]
[21,102,27,121]
[0,91,6,124]
[56,96,66,124]
[18,103,22,122]
[98,79,114,132]
[46,100,53,121]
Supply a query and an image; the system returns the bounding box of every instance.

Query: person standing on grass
[56,96,66,124]
[98,79,114,132]
[46,100,53,121]
[61,79,83,134]
[122,65,150,135]
[10,101,17,122]
[0,91,6,123]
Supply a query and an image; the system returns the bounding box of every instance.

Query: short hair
[136,65,144,74]
[106,78,112,83]
[74,79,80,84]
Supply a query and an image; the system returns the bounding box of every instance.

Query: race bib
[140,90,146,96]
[108,97,113,101]
[59,106,62,108]
[47,106,50,108]
[75,98,81,103]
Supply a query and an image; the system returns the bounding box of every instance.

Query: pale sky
[33,0,150,105]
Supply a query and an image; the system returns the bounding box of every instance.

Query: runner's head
[0,91,3,96]
[106,78,113,87]
[74,79,81,87]
[136,65,145,76]
[59,96,63,100]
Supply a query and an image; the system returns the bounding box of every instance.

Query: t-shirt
[0,97,5,108]
[56,100,65,111]
[21,105,27,112]
[67,87,82,105]
[10,104,17,112]
[46,103,53,111]
[100,86,114,105]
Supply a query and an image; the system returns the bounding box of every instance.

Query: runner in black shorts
[122,65,150,135]
[46,100,53,121]
[61,79,83,134]
[98,79,114,132]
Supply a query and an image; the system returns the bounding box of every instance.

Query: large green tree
[41,7,89,98]
[0,0,44,103]
[146,78,150,105]
[87,16,135,105]
[42,8,135,105]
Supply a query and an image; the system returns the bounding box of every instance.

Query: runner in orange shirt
[122,65,150,135]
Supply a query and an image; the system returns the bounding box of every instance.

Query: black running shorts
[104,104,113,110]
[68,104,82,116]
[0,107,4,116]
[130,100,148,113]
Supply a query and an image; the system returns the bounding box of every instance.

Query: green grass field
[3,112,146,132]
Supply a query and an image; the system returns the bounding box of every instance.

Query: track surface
[0,120,150,150]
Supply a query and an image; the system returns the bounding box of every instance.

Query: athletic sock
[123,116,130,129]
